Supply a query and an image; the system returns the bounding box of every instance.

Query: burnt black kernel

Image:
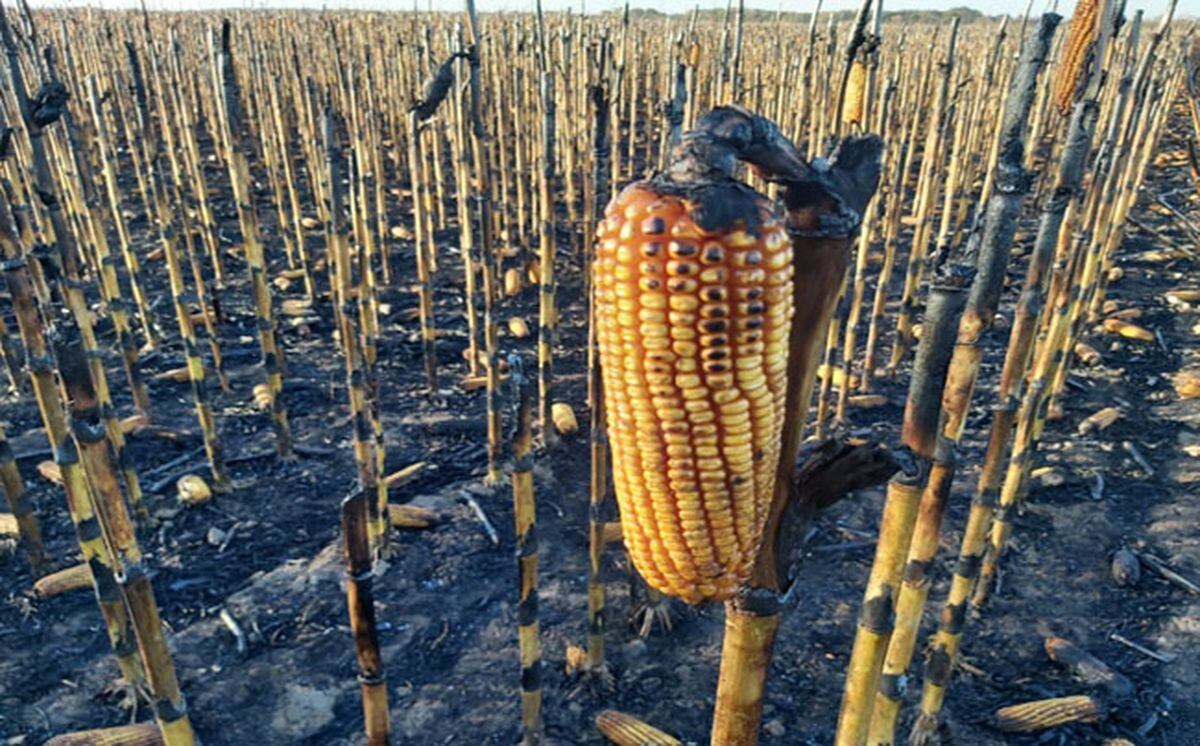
[745,251,763,265]
[747,288,763,299]
[641,242,664,257]
[747,301,766,314]
[702,306,728,319]
[670,242,698,257]
[702,245,725,263]
[703,288,726,301]
[702,349,729,360]
[667,279,694,292]
[702,319,728,333]
[668,261,696,275]
[744,318,764,330]
[703,362,729,373]
[643,278,661,289]
[643,216,667,235]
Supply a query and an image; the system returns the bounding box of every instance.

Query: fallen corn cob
[45,723,164,746]
[993,694,1104,733]
[34,562,94,598]
[595,710,682,746]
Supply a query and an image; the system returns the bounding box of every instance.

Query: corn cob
[35,562,95,598]
[551,402,579,435]
[594,181,793,604]
[1053,0,1100,113]
[387,504,439,529]
[0,512,17,536]
[45,723,164,746]
[595,710,683,746]
[993,695,1104,733]
[842,60,868,126]
[1102,317,1154,341]
[1077,406,1121,434]
[1175,371,1200,399]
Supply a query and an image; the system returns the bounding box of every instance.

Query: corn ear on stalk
[993,695,1104,733]
[594,181,793,603]
[44,722,164,746]
[595,710,682,746]
[34,562,94,598]
[842,60,868,125]
[1053,0,1100,113]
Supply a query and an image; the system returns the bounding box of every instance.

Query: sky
[19,0,1187,16]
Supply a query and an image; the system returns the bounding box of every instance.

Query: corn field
[1,1,1199,744]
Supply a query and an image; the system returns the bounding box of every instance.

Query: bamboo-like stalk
[536,67,557,442]
[868,16,1059,744]
[51,313,194,745]
[0,421,48,572]
[585,77,612,673]
[973,0,1119,611]
[887,19,958,373]
[340,489,389,746]
[0,185,142,685]
[463,0,503,485]
[215,20,293,458]
[710,122,885,746]
[509,357,543,744]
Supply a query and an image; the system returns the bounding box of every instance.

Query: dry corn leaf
[300,216,321,230]
[34,562,93,598]
[602,521,623,544]
[527,260,541,286]
[565,644,589,676]
[552,402,579,435]
[1078,406,1121,435]
[272,276,292,292]
[177,474,212,507]
[146,247,164,261]
[1102,318,1154,341]
[1107,308,1143,321]
[1106,266,1124,283]
[278,268,307,281]
[37,460,62,485]
[389,224,413,240]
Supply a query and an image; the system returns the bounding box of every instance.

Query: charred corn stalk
[341,489,389,746]
[508,357,542,744]
[45,722,164,746]
[595,710,683,746]
[869,16,1060,744]
[0,175,142,686]
[406,110,438,392]
[913,16,1071,741]
[537,68,557,441]
[835,263,971,746]
[215,21,293,457]
[0,422,48,572]
[52,316,194,745]
[586,78,613,672]
[974,0,1118,612]
[993,695,1104,733]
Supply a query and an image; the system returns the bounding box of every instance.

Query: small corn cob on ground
[993,695,1104,733]
[595,710,682,746]
[1053,0,1100,113]
[387,503,439,529]
[0,513,18,536]
[45,722,163,746]
[34,562,94,598]
[594,182,793,603]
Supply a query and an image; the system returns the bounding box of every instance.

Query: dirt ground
[1,92,1198,745]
